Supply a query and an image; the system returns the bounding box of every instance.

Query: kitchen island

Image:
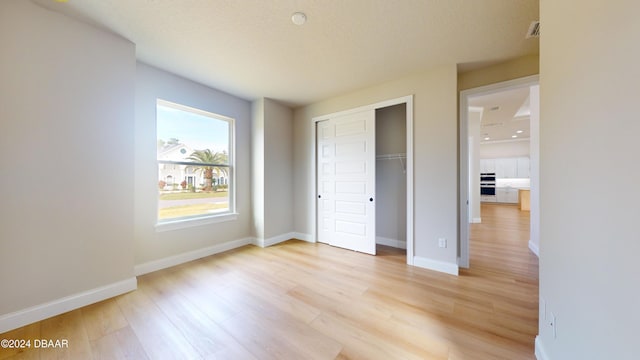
[519,189,530,211]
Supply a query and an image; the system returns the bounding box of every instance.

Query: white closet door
[317,110,376,255]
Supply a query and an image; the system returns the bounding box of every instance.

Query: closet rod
[376,153,406,160]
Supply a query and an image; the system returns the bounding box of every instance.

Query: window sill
[155,213,238,232]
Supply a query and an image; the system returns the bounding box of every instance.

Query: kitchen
[468,85,534,219]
[480,150,530,211]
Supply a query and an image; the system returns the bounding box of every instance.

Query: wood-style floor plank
[0,203,537,359]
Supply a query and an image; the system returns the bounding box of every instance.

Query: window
[156,99,235,226]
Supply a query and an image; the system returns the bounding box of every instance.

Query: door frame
[310,95,415,264]
[459,75,539,268]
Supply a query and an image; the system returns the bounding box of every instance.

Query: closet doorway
[312,96,414,264]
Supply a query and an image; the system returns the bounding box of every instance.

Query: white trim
[413,256,459,276]
[155,213,238,232]
[529,240,540,257]
[376,236,407,249]
[480,137,530,145]
[292,232,314,242]
[0,277,137,334]
[310,95,414,265]
[459,75,540,269]
[255,232,297,248]
[535,336,550,360]
[471,217,482,223]
[134,237,254,276]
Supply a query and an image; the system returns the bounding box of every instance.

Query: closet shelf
[376,153,406,160]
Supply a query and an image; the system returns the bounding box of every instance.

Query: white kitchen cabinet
[496,188,519,203]
[480,195,497,202]
[495,158,517,178]
[480,159,496,173]
[517,157,530,178]
[482,157,530,178]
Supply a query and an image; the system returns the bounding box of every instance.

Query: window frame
[155,99,237,232]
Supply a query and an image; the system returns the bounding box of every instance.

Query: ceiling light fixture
[512,135,518,138]
[484,137,490,141]
[291,12,307,25]
[516,130,524,134]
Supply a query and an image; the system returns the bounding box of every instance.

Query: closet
[375,104,407,250]
[315,100,409,257]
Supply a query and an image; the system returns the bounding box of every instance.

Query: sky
[157,103,229,153]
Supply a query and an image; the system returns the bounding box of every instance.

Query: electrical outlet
[438,238,447,248]
[550,312,557,339]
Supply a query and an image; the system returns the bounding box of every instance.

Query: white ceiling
[33,0,539,107]
[469,87,531,142]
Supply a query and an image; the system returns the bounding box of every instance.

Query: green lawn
[159,191,228,200]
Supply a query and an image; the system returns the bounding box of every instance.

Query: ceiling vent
[526,21,540,38]
[481,122,504,128]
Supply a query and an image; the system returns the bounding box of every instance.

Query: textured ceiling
[33,0,539,107]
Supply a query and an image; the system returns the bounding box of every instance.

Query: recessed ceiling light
[484,137,490,141]
[512,135,518,138]
[516,130,524,134]
[291,12,307,25]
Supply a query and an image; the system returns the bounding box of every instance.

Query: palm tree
[186,149,228,191]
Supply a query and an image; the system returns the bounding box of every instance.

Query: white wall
[293,65,458,272]
[252,98,294,243]
[0,0,135,323]
[480,140,530,159]
[135,63,252,265]
[468,109,482,222]
[529,85,540,256]
[538,1,640,359]
[251,99,266,240]
[375,104,407,247]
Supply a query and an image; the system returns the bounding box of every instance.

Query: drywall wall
[458,54,539,91]
[375,104,407,247]
[538,1,640,359]
[529,85,540,256]
[293,65,458,270]
[0,0,135,318]
[252,98,294,243]
[135,63,252,265]
[263,99,294,240]
[468,109,482,222]
[479,140,530,159]
[251,99,266,240]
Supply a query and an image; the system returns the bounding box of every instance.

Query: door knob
[318,195,321,199]
[369,197,374,202]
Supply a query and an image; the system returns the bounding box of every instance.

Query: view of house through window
[157,99,234,222]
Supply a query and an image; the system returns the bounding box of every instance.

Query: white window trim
[156,99,237,229]
[155,212,239,232]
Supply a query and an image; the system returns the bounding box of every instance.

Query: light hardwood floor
[1,204,537,359]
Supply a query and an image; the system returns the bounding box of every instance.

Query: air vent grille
[481,122,503,128]
[526,21,540,38]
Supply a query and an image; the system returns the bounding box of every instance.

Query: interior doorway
[312,96,414,264]
[459,76,540,268]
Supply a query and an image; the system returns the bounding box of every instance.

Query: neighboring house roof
[158,143,194,161]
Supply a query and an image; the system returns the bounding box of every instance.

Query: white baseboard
[134,237,254,276]
[529,240,540,257]
[255,232,298,248]
[471,217,482,223]
[376,236,407,249]
[535,336,550,360]
[413,256,459,276]
[0,277,137,334]
[292,232,314,243]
